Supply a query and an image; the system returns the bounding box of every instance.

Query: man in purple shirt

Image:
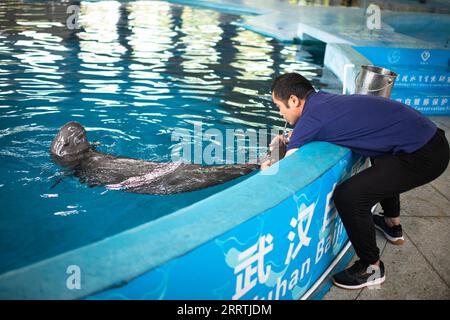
[262,73,449,290]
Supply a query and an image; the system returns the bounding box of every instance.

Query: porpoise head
[50,121,90,164]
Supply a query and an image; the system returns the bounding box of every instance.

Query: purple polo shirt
[287,91,437,157]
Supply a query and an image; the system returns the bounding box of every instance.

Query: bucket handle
[361,77,395,93]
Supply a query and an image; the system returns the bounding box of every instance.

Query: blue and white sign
[394,71,450,88]
[355,47,450,68]
[353,46,450,115]
[88,152,366,300]
[392,93,449,114]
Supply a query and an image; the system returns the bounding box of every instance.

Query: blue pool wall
[0,142,365,299]
[87,144,365,300]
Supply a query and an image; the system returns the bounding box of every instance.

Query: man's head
[271,73,314,125]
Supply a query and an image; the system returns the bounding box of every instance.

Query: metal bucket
[355,65,398,98]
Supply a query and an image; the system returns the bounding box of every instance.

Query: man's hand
[269,134,288,150]
[269,133,289,150]
[260,159,272,170]
[261,132,291,170]
[269,134,288,161]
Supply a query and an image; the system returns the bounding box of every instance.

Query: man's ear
[288,95,301,108]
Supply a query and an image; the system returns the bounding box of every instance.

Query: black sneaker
[332,260,385,290]
[373,214,405,245]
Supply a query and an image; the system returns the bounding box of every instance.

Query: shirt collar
[302,89,317,114]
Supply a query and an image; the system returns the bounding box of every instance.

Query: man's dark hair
[271,73,314,103]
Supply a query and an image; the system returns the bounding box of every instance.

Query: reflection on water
[0,0,341,273]
[0,0,340,134]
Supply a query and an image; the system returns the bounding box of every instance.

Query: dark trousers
[333,128,449,265]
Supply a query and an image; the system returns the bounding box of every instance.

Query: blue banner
[394,70,450,89]
[391,89,449,115]
[88,153,367,300]
[353,46,450,115]
[354,47,450,68]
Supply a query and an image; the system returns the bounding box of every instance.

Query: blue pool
[0,0,341,276]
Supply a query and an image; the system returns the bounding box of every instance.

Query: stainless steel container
[355,65,398,98]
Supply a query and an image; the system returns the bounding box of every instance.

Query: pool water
[0,0,341,274]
